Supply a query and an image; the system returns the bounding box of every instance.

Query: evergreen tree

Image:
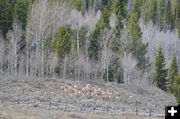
[88,5,110,60]
[101,0,112,8]
[173,0,180,37]
[132,0,142,19]
[112,0,127,37]
[0,0,14,37]
[144,0,158,24]
[110,0,128,83]
[152,46,167,90]
[126,10,148,70]
[173,74,180,103]
[52,26,72,58]
[167,54,178,93]
[71,0,82,11]
[13,0,31,29]
[158,0,166,30]
[165,0,174,30]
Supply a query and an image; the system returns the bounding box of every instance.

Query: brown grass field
[0,107,164,119]
[0,78,174,119]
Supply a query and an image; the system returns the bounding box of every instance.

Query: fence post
[49,101,51,110]
[22,89,24,95]
[1,97,4,104]
[56,103,59,110]
[107,106,109,112]
[124,98,126,104]
[17,95,20,104]
[149,109,152,116]
[122,107,125,112]
[135,107,138,116]
[64,102,68,111]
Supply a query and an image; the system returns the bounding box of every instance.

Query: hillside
[0,78,177,118]
[0,0,180,118]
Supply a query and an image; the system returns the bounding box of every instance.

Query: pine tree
[158,0,166,30]
[101,0,112,8]
[152,46,167,90]
[110,0,128,83]
[71,0,82,11]
[0,0,14,37]
[126,10,148,70]
[52,26,72,58]
[111,0,126,52]
[173,74,180,103]
[144,0,158,24]
[167,54,178,93]
[112,0,127,37]
[88,5,110,60]
[13,0,31,29]
[165,0,174,30]
[173,0,180,37]
[132,0,142,19]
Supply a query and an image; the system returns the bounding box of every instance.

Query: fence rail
[0,99,165,117]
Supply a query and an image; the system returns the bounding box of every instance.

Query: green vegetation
[152,47,180,102]
[143,0,180,32]
[126,9,148,70]
[52,26,72,58]
[0,0,31,37]
[173,74,180,103]
[0,0,14,37]
[152,46,167,91]
[167,54,178,93]
[13,0,31,29]
[88,5,111,60]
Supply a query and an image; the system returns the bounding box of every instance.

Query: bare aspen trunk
[0,59,2,79]
[14,43,18,76]
[63,56,67,79]
[77,29,80,57]
[14,55,17,76]
[77,29,80,79]
[26,48,29,77]
[41,35,44,78]
[106,64,109,83]
[7,62,9,77]
[35,33,38,78]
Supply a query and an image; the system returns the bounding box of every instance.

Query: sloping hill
[0,77,177,118]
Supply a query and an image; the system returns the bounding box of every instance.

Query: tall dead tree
[7,22,23,76]
[122,53,138,85]
[26,0,52,77]
[100,29,113,82]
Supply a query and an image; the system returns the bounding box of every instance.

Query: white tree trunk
[41,33,44,78]
[26,48,29,77]
[63,56,67,79]
[0,59,2,79]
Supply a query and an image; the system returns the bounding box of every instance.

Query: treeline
[143,0,180,33]
[0,0,179,102]
[65,0,180,35]
[1,0,180,37]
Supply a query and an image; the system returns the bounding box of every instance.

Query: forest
[0,0,180,103]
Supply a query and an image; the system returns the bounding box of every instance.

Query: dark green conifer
[167,54,178,93]
[152,46,167,90]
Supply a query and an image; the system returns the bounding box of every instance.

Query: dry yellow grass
[0,108,164,119]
